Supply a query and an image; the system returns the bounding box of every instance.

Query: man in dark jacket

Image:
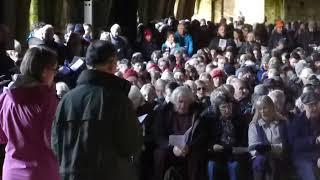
[288,91,320,180]
[208,24,235,54]
[52,40,142,180]
[268,20,291,50]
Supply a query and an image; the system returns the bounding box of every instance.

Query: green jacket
[51,69,142,180]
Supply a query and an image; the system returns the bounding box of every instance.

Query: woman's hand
[213,144,224,152]
[318,158,320,168]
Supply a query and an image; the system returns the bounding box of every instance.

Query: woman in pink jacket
[0,46,60,180]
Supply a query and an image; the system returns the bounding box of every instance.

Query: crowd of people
[0,15,320,180]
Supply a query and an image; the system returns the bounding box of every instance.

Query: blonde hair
[252,95,287,122]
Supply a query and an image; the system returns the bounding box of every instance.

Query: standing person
[52,40,142,180]
[0,46,60,180]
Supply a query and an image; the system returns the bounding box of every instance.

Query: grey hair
[268,90,285,105]
[170,86,195,105]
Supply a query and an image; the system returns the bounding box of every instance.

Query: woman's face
[219,103,232,119]
[196,84,206,98]
[42,63,58,87]
[259,103,274,121]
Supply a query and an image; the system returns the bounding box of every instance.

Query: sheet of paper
[218,39,227,49]
[70,58,84,71]
[138,114,148,123]
[169,135,186,148]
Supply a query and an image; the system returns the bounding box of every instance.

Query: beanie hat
[123,69,138,80]
[211,68,224,78]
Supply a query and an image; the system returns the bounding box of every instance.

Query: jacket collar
[77,69,131,96]
[258,118,280,127]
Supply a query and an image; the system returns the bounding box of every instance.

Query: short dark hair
[20,45,58,81]
[85,40,117,66]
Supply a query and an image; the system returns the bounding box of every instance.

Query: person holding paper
[207,90,247,180]
[153,86,208,180]
[248,96,290,180]
[208,24,235,53]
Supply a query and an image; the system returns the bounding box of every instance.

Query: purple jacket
[0,81,59,180]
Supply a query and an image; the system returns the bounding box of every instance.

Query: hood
[77,69,131,96]
[2,75,56,104]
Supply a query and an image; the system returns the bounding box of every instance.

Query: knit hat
[123,69,138,80]
[211,68,224,78]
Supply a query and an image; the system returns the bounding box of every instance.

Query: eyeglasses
[197,87,206,91]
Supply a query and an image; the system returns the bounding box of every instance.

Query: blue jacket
[174,32,194,56]
[288,112,320,161]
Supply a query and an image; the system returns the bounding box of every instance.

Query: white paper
[70,58,84,71]
[138,114,148,123]
[218,39,227,49]
[169,135,186,148]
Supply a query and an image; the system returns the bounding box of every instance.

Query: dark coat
[205,106,248,161]
[208,36,235,52]
[288,112,320,161]
[51,69,142,180]
[0,51,15,78]
[268,31,291,50]
[153,102,208,151]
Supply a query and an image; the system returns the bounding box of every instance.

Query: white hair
[161,71,174,81]
[128,85,144,110]
[56,82,70,98]
[170,86,195,105]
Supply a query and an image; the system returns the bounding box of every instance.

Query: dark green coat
[51,69,142,180]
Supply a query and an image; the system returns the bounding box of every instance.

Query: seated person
[153,86,207,180]
[288,91,320,180]
[248,96,290,180]
[207,89,247,180]
[161,31,180,55]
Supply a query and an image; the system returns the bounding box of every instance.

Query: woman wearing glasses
[207,88,248,180]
